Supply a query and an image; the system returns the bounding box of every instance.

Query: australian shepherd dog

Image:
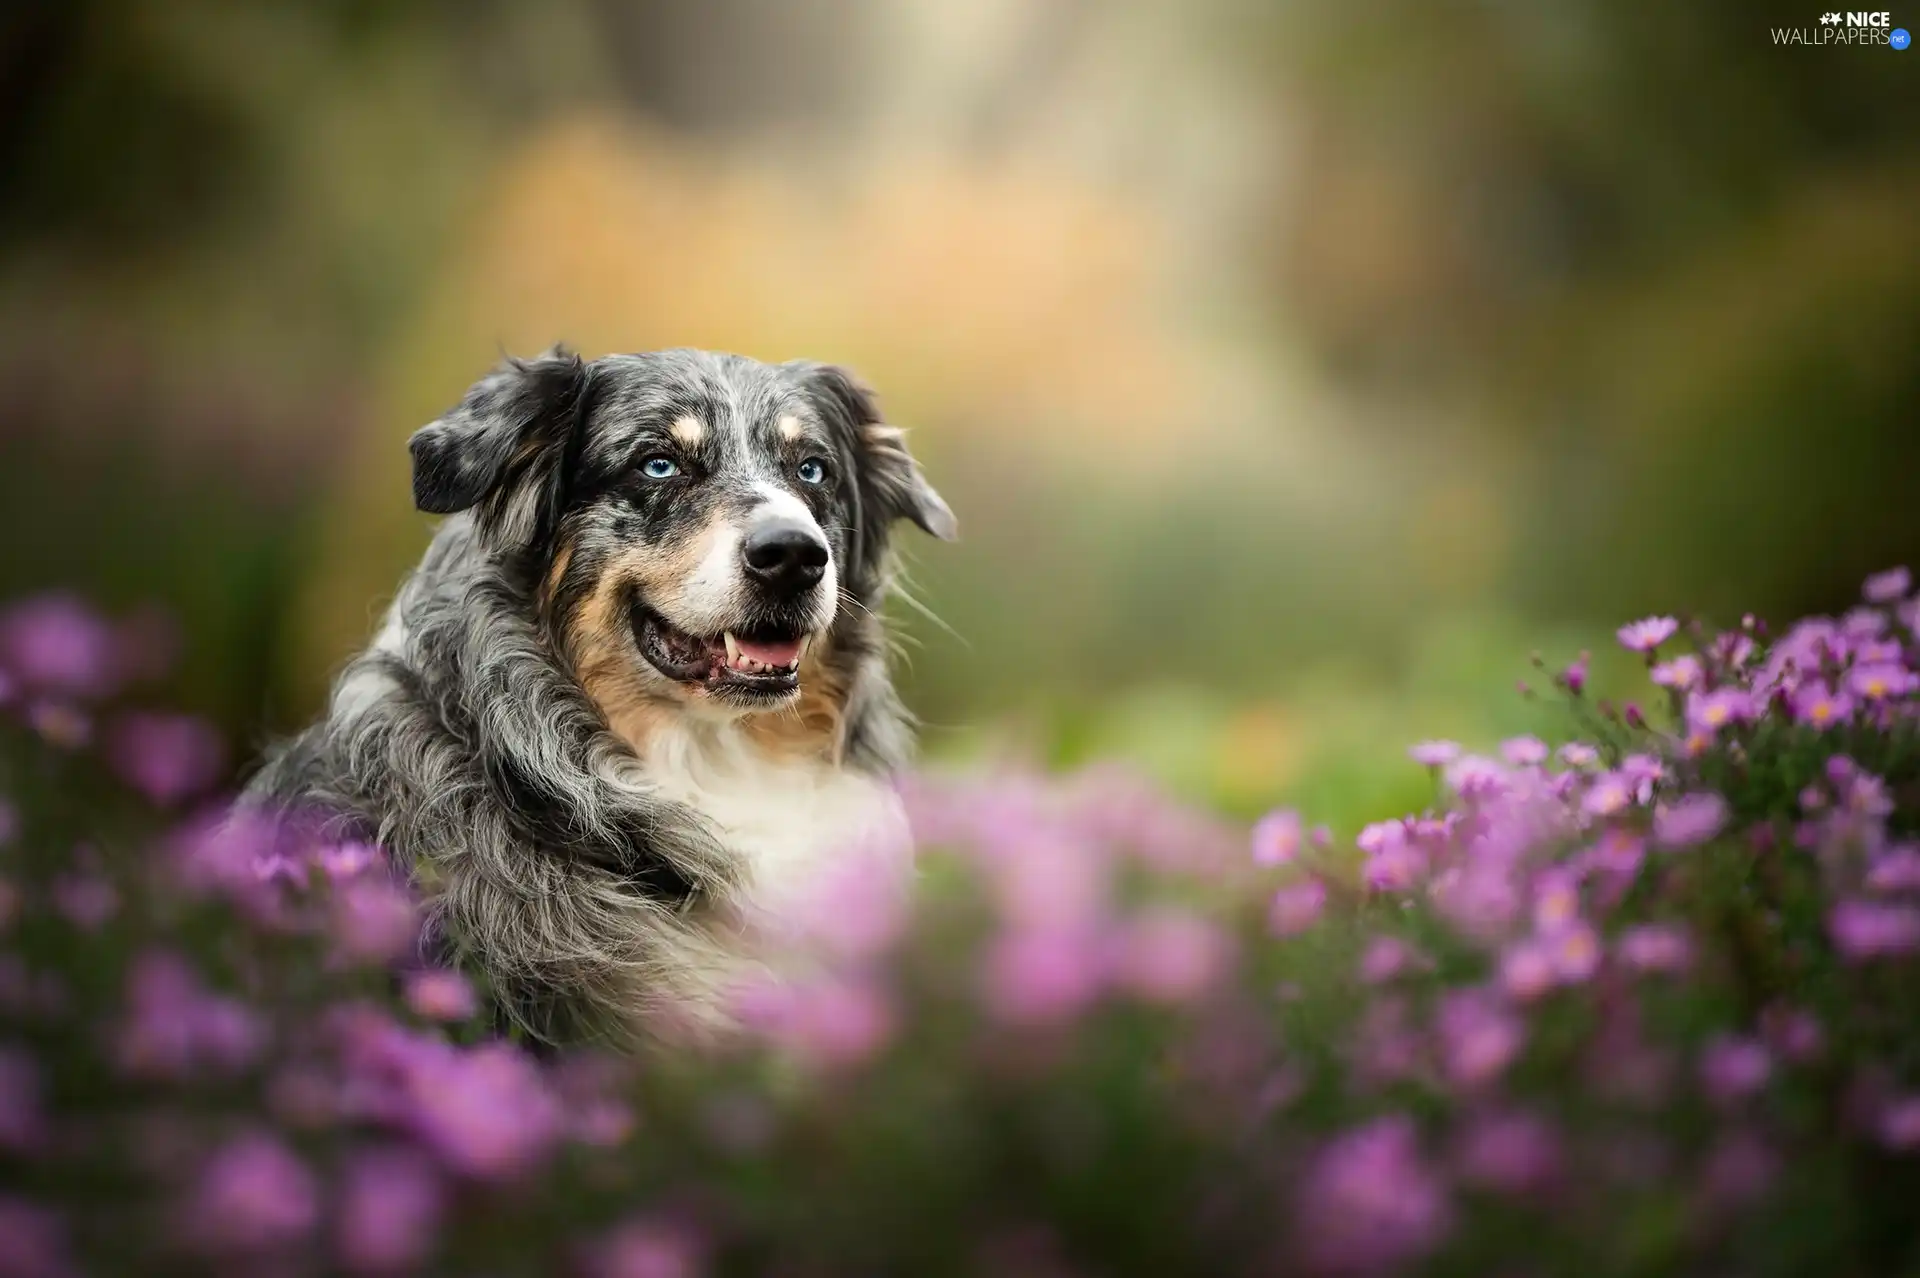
[243,348,954,1049]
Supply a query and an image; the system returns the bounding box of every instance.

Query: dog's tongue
[734,635,802,668]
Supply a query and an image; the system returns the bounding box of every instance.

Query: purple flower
[115,950,265,1079]
[1268,880,1326,937]
[1356,820,1407,856]
[102,713,226,806]
[1790,681,1854,730]
[0,1197,74,1278]
[406,1043,564,1178]
[1113,909,1230,1003]
[316,841,381,880]
[1548,922,1602,983]
[1687,688,1754,734]
[0,594,123,698]
[1582,772,1635,818]
[1295,1116,1450,1275]
[1436,990,1524,1087]
[1848,662,1919,702]
[1650,655,1702,690]
[1500,735,1548,767]
[335,1148,443,1274]
[49,873,117,931]
[1562,652,1591,695]
[1760,1005,1825,1063]
[1652,793,1728,847]
[1699,1036,1771,1103]
[1617,616,1679,653]
[1829,899,1920,959]
[981,928,1106,1026]
[592,1217,706,1278]
[1876,1096,1920,1151]
[188,1131,319,1253]
[1617,924,1693,974]
[1364,842,1426,892]
[1558,742,1600,769]
[1358,936,1427,985]
[1251,809,1302,867]
[1531,869,1581,933]
[1453,1110,1560,1196]
[1865,565,1912,603]
[1867,847,1920,892]
[773,976,897,1069]
[1408,740,1461,768]
[330,877,421,965]
[404,970,478,1022]
[1499,939,1556,1001]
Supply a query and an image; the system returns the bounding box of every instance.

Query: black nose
[741,520,829,594]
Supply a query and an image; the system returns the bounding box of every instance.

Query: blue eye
[796,458,827,485]
[641,456,679,479]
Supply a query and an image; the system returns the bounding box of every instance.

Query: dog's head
[408,348,954,718]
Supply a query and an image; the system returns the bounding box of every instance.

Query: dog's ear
[409,347,590,549]
[791,362,957,550]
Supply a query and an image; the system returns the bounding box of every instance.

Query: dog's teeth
[724,632,740,669]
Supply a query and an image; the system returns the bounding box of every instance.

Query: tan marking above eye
[670,415,706,447]
[777,414,804,442]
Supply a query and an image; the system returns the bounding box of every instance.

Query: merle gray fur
[242,348,953,1048]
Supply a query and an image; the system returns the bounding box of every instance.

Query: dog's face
[408,349,954,717]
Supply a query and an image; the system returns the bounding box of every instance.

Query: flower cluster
[2,569,1920,1276]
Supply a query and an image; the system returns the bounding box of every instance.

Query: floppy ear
[408,348,590,550]
[790,362,957,545]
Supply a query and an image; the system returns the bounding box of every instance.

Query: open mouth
[632,603,807,698]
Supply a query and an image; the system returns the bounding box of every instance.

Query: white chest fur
[638,722,914,936]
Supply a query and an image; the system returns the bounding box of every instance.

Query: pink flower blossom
[1617,924,1693,973]
[1558,742,1600,769]
[336,1148,443,1274]
[1699,1037,1771,1103]
[1790,682,1854,730]
[1500,940,1556,1001]
[1250,809,1302,867]
[1653,793,1728,847]
[981,928,1106,1026]
[1877,1096,1920,1151]
[1408,740,1461,768]
[1112,909,1230,1003]
[1830,899,1920,959]
[404,970,478,1022]
[1848,662,1919,701]
[1453,1110,1560,1196]
[1295,1116,1451,1275]
[1500,735,1549,766]
[1268,880,1326,937]
[405,1043,563,1178]
[1436,991,1524,1087]
[1650,655,1703,689]
[1687,688,1755,734]
[102,712,226,806]
[1617,616,1679,653]
[1549,923,1602,983]
[1358,936,1427,985]
[188,1131,319,1254]
[1864,565,1912,603]
[1867,847,1920,892]
[330,878,420,965]
[0,595,125,698]
[592,1217,706,1278]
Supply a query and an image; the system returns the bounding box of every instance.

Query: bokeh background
[2,0,1914,829]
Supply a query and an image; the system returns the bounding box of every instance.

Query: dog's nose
[741,520,829,594]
